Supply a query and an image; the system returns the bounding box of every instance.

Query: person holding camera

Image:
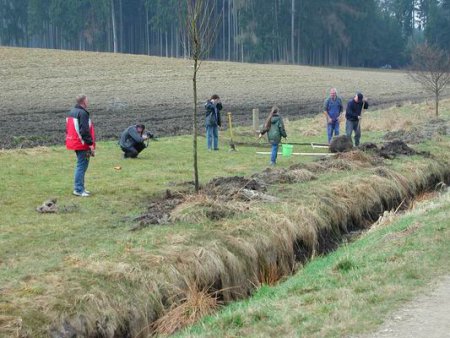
[205,94,223,151]
[119,124,152,158]
[66,94,95,197]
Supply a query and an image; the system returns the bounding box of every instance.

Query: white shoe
[84,190,91,195]
[73,190,90,197]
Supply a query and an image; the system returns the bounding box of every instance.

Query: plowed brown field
[0,47,435,148]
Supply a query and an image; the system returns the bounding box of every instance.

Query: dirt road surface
[357,275,450,338]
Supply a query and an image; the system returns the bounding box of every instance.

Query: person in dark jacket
[259,106,287,165]
[119,124,149,158]
[66,94,96,197]
[323,88,343,144]
[205,94,223,151]
[345,92,369,146]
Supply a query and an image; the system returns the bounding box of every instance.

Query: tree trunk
[291,0,295,64]
[111,0,118,53]
[228,0,231,60]
[435,91,439,117]
[119,0,123,52]
[223,0,226,60]
[146,9,150,55]
[193,58,199,192]
[165,31,169,57]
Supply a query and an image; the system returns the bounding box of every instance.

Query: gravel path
[359,275,450,338]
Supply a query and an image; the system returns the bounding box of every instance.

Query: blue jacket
[323,96,343,121]
[346,99,369,121]
[205,101,223,127]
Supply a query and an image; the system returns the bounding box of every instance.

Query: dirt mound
[131,190,184,230]
[251,167,317,184]
[205,176,278,202]
[206,176,265,193]
[356,140,424,159]
[133,168,317,229]
[379,140,417,159]
[329,135,353,153]
[358,142,378,152]
[383,118,449,144]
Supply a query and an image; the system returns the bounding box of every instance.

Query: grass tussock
[0,316,23,338]
[152,282,219,336]
[170,194,246,223]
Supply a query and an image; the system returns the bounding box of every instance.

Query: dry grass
[153,282,219,336]
[0,316,22,338]
[170,194,246,224]
[363,103,435,132]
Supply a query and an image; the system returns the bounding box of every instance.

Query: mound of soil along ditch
[132,168,320,230]
[329,136,426,160]
[48,145,450,338]
[359,140,430,159]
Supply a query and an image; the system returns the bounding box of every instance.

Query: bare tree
[181,0,221,192]
[409,44,450,116]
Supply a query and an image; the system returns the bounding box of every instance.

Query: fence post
[252,108,260,132]
[227,112,236,151]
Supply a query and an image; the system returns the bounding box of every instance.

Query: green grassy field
[1,100,450,337]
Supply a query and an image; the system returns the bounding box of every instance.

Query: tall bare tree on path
[182,0,221,192]
[409,44,450,117]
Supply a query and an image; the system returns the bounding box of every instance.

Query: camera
[144,131,155,139]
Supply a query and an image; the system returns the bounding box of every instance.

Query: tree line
[1,0,449,68]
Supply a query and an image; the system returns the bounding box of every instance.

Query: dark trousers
[346,120,361,146]
[121,142,146,158]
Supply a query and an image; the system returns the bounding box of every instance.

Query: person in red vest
[66,94,96,197]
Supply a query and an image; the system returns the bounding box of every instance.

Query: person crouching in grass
[119,124,149,158]
[259,106,287,166]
